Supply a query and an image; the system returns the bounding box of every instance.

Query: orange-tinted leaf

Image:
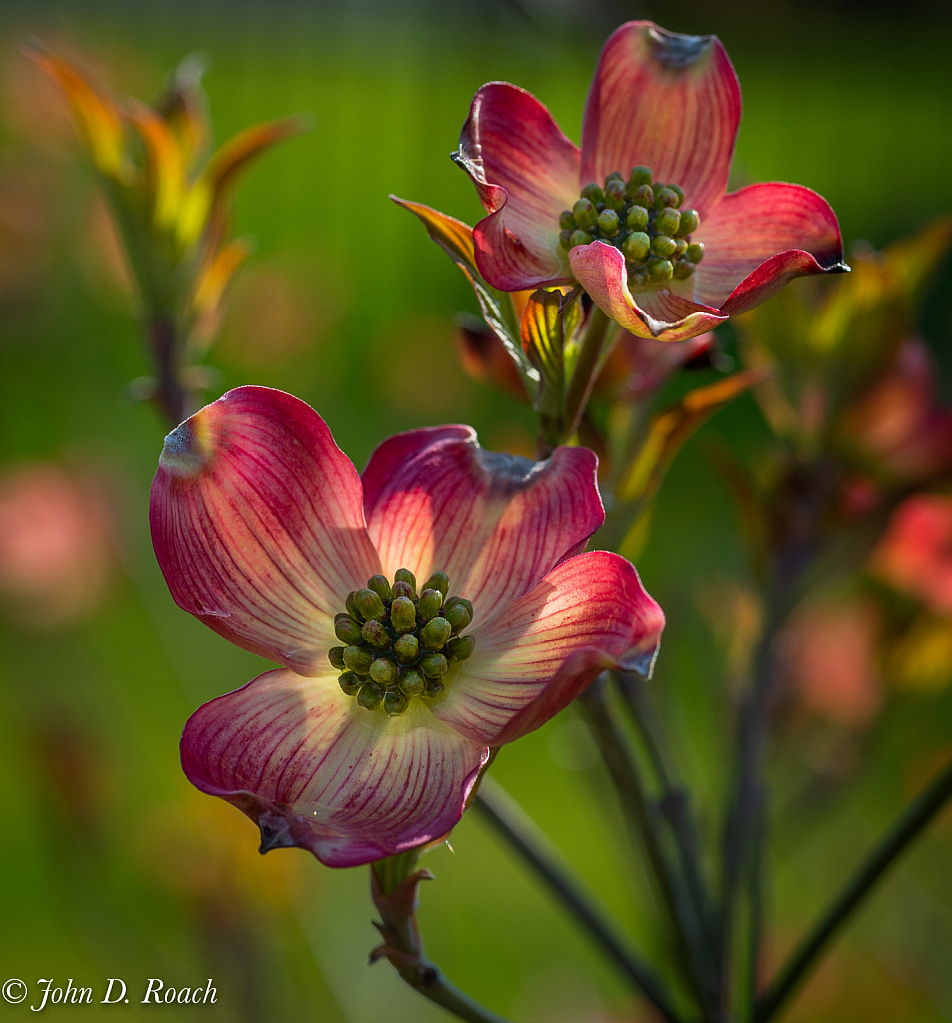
[191,237,253,318]
[25,43,125,177]
[127,99,184,230]
[520,289,565,419]
[618,368,768,506]
[179,116,307,245]
[393,196,538,391]
[391,196,476,272]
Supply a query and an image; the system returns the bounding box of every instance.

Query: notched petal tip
[258,810,296,853]
[158,415,213,478]
[643,22,717,71]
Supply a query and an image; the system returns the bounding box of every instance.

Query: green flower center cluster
[558,166,705,287]
[327,569,475,717]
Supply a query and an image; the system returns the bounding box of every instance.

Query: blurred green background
[1,0,951,1020]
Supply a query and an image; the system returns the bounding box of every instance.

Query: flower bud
[421,616,452,649]
[651,235,677,258]
[390,595,417,633]
[328,646,346,670]
[394,568,417,596]
[343,645,373,673]
[569,229,593,248]
[626,205,649,232]
[423,572,450,599]
[622,232,650,263]
[393,633,420,663]
[355,588,385,622]
[674,239,688,258]
[399,668,426,697]
[596,209,621,236]
[559,210,577,231]
[686,242,705,264]
[425,678,446,697]
[444,596,473,615]
[580,182,604,205]
[366,574,391,602]
[673,259,696,280]
[572,198,598,231]
[356,682,383,711]
[604,171,625,186]
[345,591,362,620]
[417,588,443,621]
[666,184,684,208]
[654,208,681,237]
[420,652,449,678]
[384,690,409,716]
[362,620,390,648]
[335,613,364,645]
[627,166,652,194]
[338,671,361,695]
[629,266,649,288]
[391,580,414,601]
[676,209,700,237]
[634,184,654,207]
[444,601,473,634]
[446,635,476,661]
[370,656,399,687]
[654,187,679,210]
[604,179,626,212]
[647,258,674,282]
[559,230,572,249]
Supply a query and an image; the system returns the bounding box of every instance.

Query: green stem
[473,776,683,1023]
[755,754,952,1023]
[580,679,720,1019]
[617,672,718,957]
[396,966,515,1023]
[370,856,514,1023]
[148,315,190,427]
[564,305,614,442]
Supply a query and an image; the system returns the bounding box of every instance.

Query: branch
[472,775,684,1023]
[756,754,952,1022]
[370,860,514,1023]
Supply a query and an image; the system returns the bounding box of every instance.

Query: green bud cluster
[558,166,704,287]
[327,570,475,717]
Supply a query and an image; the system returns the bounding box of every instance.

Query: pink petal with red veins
[362,426,604,621]
[456,82,581,290]
[693,182,846,312]
[570,241,727,341]
[581,22,741,218]
[150,386,381,675]
[181,668,489,868]
[433,551,665,745]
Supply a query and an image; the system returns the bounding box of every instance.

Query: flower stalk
[755,753,952,1022]
[580,677,721,1020]
[472,775,683,1023]
[370,855,514,1023]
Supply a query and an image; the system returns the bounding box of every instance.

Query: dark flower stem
[149,315,190,428]
[580,678,720,1020]
[370,856,514,1023]
[721,458,840,1004]
[473,775,684,1023]
[617,672,718,957]
[395,965,514,1023]
[564,305,614,443]
[755,753,952,1023]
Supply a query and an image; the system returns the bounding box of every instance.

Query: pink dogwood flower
[150,386,664,867]
[453,21,847,342]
